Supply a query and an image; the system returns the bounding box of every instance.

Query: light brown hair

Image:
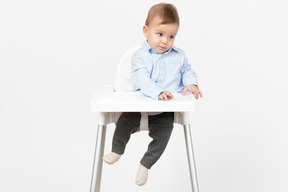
[145,3,180,26]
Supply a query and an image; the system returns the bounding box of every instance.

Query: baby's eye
[157,33,163,36]
[169,35,174,39]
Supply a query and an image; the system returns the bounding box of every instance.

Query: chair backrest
[113,46,141,92]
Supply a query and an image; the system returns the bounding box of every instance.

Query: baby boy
[103,3,202,186]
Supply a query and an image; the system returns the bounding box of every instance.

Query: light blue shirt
[130,40,198,100]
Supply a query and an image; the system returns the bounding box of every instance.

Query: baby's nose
[161,37,168,43]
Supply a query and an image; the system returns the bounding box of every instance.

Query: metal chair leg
[184,124,200,192]
[90,125,107,192]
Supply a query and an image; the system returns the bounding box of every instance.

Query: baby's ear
[143,25,149,37]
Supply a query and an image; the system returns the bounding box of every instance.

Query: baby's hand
[158,92,174,101]
[182,85,203,100]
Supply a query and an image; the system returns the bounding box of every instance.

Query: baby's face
[143,16,179,54]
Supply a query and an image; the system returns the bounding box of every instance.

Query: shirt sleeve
[130,54,164,100]
[181,55,198,86]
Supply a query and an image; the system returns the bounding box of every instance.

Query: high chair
[90,46,200,192]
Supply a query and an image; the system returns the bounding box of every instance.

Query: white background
[1,0,288,192]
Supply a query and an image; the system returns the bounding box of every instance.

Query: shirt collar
[143,40,179,55]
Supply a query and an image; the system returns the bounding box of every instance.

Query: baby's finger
[181,88,188,95]
[188,88,198,99]
[163,93,168,101]
[193,90,199,99]
[199,90,203,98]
[166,92,174,99]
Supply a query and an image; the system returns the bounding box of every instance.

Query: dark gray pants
[112,112,174,169]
